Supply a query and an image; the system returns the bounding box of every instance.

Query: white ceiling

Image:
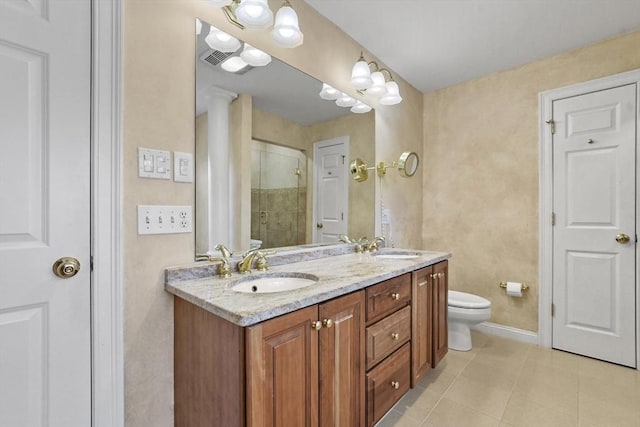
[304,0,640,93]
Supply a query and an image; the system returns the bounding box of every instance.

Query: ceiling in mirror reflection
[196,21,353,125]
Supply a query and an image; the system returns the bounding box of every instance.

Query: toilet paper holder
[499,281,529,292]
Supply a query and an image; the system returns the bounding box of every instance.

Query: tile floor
[377,331,640,427]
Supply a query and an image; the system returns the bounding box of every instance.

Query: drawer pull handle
[390,381,400,389]
[311,321,323,330]
[391,332,399,340]
[322,319,333,328]
[390,293,400,300]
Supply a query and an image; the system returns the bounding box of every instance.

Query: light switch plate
[173,151,194,183]
[137,205,193,235]
[138,147,171,180]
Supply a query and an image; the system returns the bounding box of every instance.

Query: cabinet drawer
[366,305,411,369]
[365,343,411,427]
[366,274,411,323]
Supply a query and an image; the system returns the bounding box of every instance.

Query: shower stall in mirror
[251,140,307,249]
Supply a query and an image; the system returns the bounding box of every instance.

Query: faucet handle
[255,250,276,272]
[195,254,232,278]
[368,236,386,252]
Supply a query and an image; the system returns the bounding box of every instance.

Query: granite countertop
[165,248,451,327]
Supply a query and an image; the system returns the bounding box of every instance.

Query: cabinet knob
[430,273,437,279]
[390,332,399,340]
[322,318,333,328]
[311,321,323,330]
[390,381,400,390]
[390,292,400,300]
[438,272,445,278]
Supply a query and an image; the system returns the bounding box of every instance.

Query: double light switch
[138,147,193,182]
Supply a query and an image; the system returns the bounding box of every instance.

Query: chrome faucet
[237,248,261,274]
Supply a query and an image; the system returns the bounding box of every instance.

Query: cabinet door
[319,291,365,427]
[411,266,433,386]
[432,261,449,367]
[246,305,319,427]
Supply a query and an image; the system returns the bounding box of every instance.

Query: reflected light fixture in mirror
[206,0,304,48]
[349,152,419,182]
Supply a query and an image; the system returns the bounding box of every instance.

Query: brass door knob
[322,319,333,328]
[311,321,323,330]
[390,332,399,340]
[390,381,400,389]
[52,257,81,278]
[390,293,400,300]
[616,233,631,244]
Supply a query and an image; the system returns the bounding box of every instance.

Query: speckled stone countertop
[165,247,451,327]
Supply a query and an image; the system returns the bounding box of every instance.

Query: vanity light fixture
[220,55,250,73]
[335,93,357,108]
[208,0,304,48]
[240,43,272,66]
[350,52,402,105]
[205,26,241,52]
[196,18,203,35]
[319,83,340,100]
[351,100,372,114]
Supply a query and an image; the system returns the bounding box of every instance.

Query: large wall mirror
[195,19,375,256]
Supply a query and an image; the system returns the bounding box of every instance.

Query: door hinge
[551,212,555,226]
[545,119,556,134]
[342,155,345,165]
[551,303,555,317]
[90,255,94,272]
[341,212,344,221]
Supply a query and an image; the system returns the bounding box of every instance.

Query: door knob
[52,257,81,278]
[616,233,631,244]
[316,223,323,229]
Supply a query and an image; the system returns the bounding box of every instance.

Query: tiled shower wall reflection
[251,141,307,248]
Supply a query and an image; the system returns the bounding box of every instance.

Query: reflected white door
[552,84,637,367]
[313,137,349,243]
[0,0,92,425]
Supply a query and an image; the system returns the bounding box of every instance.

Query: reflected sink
[231,272,319,294]
[372,250,421,260]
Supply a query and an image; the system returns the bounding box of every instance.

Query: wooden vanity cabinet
[432,261,449,366]
[175,290,365,427]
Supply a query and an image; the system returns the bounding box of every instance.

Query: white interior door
[0,0,92,425]
[313,138,349,243]
[552,84,637,367]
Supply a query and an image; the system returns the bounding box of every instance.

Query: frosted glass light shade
[336,93,357,108]
[207,0,233,6]
[235,0,273,29]
[351,60,373,90]
[351,101,372,114]
[220,56,249,73]
[196,18,203,35]
[272,5,303,48]
[240,44,271,66]
[367,71,387,96]
[205,26,241,52]
[379,81,403,105]
[319,83,340,100]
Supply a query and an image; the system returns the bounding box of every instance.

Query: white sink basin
[373,251,421,260]
[231,273,319,294]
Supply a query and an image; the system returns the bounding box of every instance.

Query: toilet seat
[448,290,491,309]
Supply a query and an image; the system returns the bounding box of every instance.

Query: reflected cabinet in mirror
[195,19,375,255]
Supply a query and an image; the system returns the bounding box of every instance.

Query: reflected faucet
[368,236,385,252]
[338,235,354,244]
[214,244,233,258]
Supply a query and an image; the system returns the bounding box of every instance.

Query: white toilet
[447,290,491,351]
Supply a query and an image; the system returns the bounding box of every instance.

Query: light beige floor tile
[375,409,422,427]
[502,391,578,427]
[512,367,579,412]
[414,369,457,395]
[436,351,473,377]
[579,372,640,408]
[422,398,500,427]
[470,330,490,348]
[459,358,519,389]
[579,356,639,389]
[443,373,513,419]
[392,387,441,423]
[471,350,527,375]
[525,346,583,373]
[578,391,639,427]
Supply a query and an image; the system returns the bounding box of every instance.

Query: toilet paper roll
[506,282,523,297]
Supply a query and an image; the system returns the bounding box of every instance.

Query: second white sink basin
[231,273,319,294]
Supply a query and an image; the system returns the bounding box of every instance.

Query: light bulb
[220,56,249,73]
[351,58,372,90]
[336,93,357,108]
[379,81,403,105]
[207,0,233,5]
[205,26,241,52]
[235,0,273,29]
[240,43,272,67]
[351,101,372,114]
[272,4,303,48]
[367,71,387,96]
[319,83,340,100]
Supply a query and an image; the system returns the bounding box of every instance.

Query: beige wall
[123,0,423,425]
[422,30,640,332]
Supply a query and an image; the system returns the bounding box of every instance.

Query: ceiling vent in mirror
[200,49,254,75]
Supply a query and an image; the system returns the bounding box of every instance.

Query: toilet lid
[448,290,491,309]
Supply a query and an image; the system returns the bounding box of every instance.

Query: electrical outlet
[137,205,193,235]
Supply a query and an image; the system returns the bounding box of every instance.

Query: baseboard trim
[471,322,539,345]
